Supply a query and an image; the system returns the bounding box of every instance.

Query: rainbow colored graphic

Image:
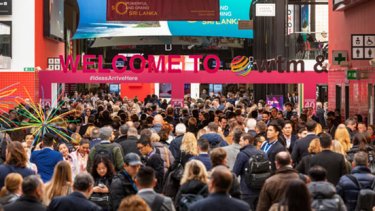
[230,56,253,76]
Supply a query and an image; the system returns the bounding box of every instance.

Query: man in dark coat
[4,175,46,211]
[292,120,318,165]
[136,136,164,193]
[110,153,141,210]
[233,133,267,210]
[47,173,101,211]
[310,133,347,186]
[337,151,375,210]
[189,166,250,211]
[119,127,140,156]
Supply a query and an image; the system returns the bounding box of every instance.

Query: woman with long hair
[89,157,115,211]
[0,173,23,205]
[335,124,352,153]
[296,138,322,174]
[269,180,312,211]
[179,132,198,166]
[175,160,209,210]
[0,141,35,188]
[44,161,73,205]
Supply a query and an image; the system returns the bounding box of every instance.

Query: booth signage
[107,0,219,21]
[60,54,328,74]
[255,3,275,17]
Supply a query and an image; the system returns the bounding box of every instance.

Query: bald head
[153,114,164,125]
[275,151,292,169]
[210,166,233,194]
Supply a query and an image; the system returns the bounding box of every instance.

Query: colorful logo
[230,56,253,76]
[112,1,128,15]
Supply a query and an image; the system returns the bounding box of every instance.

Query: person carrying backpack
[87,126,124,172]
[337,151,375,211]
[308,166,347,211]
[233,133,269,210]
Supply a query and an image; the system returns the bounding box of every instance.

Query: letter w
[60,55,80,73]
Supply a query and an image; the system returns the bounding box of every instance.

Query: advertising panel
[266,95,284,111]
[107,0,219,21]
[74,0,253,39]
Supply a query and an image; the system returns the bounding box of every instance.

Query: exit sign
[347,70,358,80]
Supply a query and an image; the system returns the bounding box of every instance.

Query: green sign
[347,70,357,80]
[24,67,34,72]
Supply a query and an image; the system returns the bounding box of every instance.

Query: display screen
[44,0,64,41]
[74,0,253,39]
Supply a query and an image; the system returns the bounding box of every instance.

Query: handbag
[171,162,184,181]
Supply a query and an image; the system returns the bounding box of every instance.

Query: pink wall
[328,0,375,117]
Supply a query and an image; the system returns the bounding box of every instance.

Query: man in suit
[292,120,318,165]
[260,123,286,171]
[136,166,175,211]
[47,173,101,211]
[137,135,164,193]
[189,166,250,211]
[282,121,298,154]
[190,138,212,171]
[310,133,347,185]
[30,134,63,182]
[4,175,46,211]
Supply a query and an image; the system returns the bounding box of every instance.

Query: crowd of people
[0,91,374,211]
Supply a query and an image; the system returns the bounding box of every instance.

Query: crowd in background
[0,90,374,211]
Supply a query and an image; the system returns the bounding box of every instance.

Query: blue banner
[73,0,253,39]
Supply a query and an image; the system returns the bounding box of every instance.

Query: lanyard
[262,141,276,153]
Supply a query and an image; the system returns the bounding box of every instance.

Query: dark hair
[137,135,152,147]
[241,133,254,145]
[42,133,55,146]
[6,141,27,168]
[308,165,327,181]
[352,133,367,151]
[232,127,243,144]
[136,167,155,187]
[197,138,209,151]
[211,166,233,193]
[306,120,317,132]
[90,157,115,179]
[22,175,41,196]
[279,180,312,211]
[319,133,332,148]
[210,148,227,167]
[80,138,89,146]
[73,173,94,192]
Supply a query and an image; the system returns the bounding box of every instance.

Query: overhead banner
[107,0,219,21]
[73,0,253,39]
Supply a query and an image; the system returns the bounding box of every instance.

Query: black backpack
[243,152,271,190]
[346,175,375,211]
[94,144,115,163]
[178,186,207,211]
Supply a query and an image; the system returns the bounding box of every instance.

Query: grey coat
[222,143,241,170]
[138,189,176,211]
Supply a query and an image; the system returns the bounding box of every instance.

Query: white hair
[246,118,257,130]
[175,123,187,135]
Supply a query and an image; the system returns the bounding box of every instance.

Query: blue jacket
[200,133,228,148]
[47,191,101,211]
[0,164,35,188]
[30,148,63,182]
[190,153,212,171]
[336,166,375,211]
[261,140,286,171]
[169,135,184,159]
[189,193,249,211]
[233,145,267,196]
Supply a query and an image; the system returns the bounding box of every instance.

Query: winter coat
[336,166,375,211]
[309,181,347,211]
